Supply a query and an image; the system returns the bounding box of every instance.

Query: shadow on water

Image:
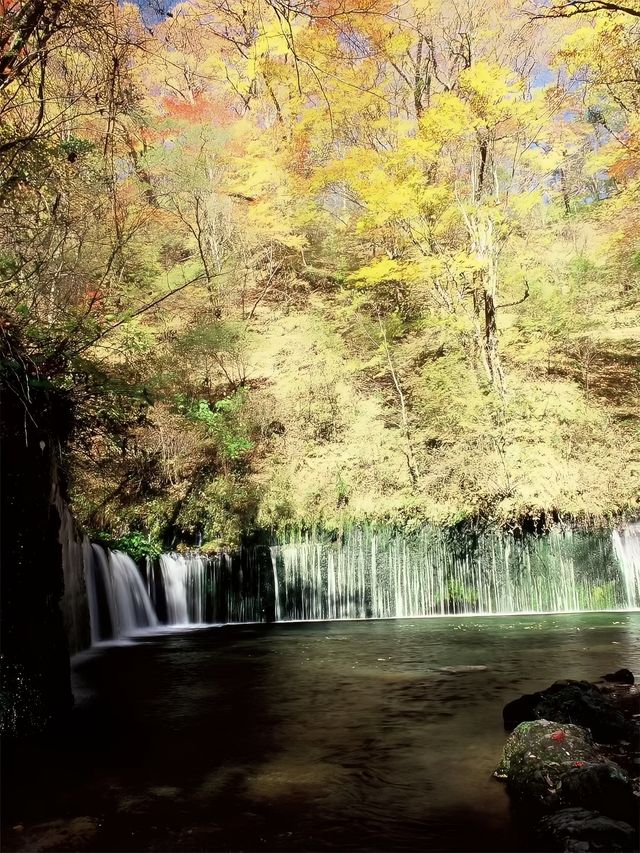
[3,612,640,852]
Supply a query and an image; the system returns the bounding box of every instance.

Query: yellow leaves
[224,130,313,252]
[555,14,632,75]
[348,250,486,298]
[398,135,440,166]
[523,141,571,176]
[553,12,639,126]
[246,198,309,249]
[419,93,471,146]
[246,21,293,81]
[321,135,457,237]
[509,189,544,217]
[459,61,513,103]
[319,146,378,186]
[584,144,620,178]
[362,174,423,225]
[348,257,421,288]
[384,31,414,57]
[416,66,530,163]
[458,61,525,127]
[417,252,485,283]
[254,23,291,59]
[556,23,598,72]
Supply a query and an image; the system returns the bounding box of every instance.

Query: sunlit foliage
[1,0,638,545]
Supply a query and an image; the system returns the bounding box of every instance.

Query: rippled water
[4,612,640,852]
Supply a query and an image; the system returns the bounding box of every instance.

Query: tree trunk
[483,288,504,392]
[377,316,421,485]
[463,213,505,395]
[475,134,489,202]
[558,167,571,214]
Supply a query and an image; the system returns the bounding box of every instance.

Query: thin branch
[68,271,212,358]
[529,0,640,17]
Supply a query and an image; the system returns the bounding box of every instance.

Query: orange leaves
[162,93,233,126]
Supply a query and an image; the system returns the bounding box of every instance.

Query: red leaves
[550,730,566,742]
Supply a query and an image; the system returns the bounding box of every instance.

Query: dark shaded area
[589,341,640,421]
[538,807,637,852]
[0,354,73,735]
[560,762,636,823]
[145,547,276,624]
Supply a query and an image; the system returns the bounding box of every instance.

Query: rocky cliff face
[1,379,74,735]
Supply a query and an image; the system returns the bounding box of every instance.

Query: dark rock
[496,719,636,826]
[1,365,74,736]
[603,669,635,685]
[559,762,635,823]
[537,681,628,744]
[495,720,603,810]
[538,807,636,852]
[503,680,628,744]
[503,693,539,729]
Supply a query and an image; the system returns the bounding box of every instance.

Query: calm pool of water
[4,612,640,851]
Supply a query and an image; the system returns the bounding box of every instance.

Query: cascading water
[159,553,207,624]
[612,523,640,608]
[270,546,281,621]
[269,525,640,620]
[85,545,157,641]
[64,523,640,647]
[55,486,91,654]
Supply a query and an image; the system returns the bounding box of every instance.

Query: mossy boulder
[496,720,635,823]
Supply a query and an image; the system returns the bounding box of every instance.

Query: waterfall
[55,486,91,654]
[268,524,640,620]
[85,540,101,646]
[82,548,211,643]
[270,546,282,621]
[84,546,158,641]
[612,523,640,608]
[67,523,640,643]
[209,550,264,623]
[158,553,207,625]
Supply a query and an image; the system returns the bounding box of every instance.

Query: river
[3,611,640,851]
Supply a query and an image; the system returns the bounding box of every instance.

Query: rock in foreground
[537,807,636,852]
[502,680,628,743]
[495,719,635,821]
[496,720,603,810]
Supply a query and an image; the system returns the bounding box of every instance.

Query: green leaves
[178,391,254,461]
[94,531,162,562]
[58,137,95,161]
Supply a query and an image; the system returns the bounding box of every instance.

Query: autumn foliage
[1,0,638,543]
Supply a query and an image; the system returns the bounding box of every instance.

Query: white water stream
[65,523,640,646]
